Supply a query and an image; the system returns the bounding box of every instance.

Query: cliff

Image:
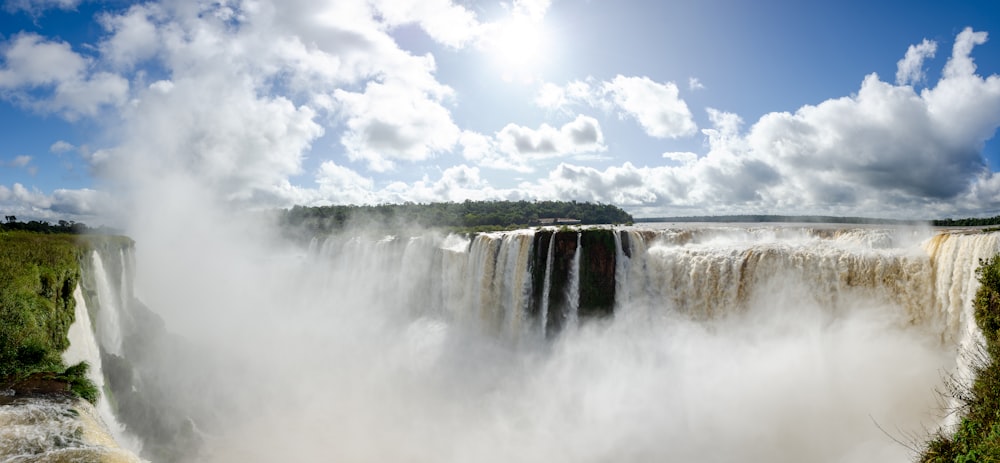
[0,231,144,462]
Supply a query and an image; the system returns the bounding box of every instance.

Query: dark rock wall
[578,229,616,319]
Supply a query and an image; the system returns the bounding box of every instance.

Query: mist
[111,183,957,462]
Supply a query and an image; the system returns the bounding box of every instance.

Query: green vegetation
[921,255,1000,462]
[637,214,926,225]
[934,215,1000,227]
[0,230,98,403]
[1,216,119,234]
[280,200,633,237]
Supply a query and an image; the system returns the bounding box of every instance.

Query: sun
[484,16,550,82]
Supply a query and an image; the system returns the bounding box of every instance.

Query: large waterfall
[239,224,986,463]
[306,226,986,342]
[1,243,144,462]
[6,224,998,463]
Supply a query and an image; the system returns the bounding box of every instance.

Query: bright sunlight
[484,15,550,82]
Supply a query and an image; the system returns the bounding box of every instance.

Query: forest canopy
[279,200,634,235]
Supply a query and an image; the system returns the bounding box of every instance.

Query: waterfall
[612,230,629,310]
[923,232,1000,426]
[91,251,124,357]
[540,231,556,336]
[303,226,996,342]
[63,286,143,454]
[565,232,582,329]
[74,224,1000,463]
[498,232,534,337]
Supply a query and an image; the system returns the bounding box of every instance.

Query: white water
[0,282,143,462]
[64,263,144,455]
[122,225,1000,462]
[540,231,556,336]
[91,251,125,357]
[565,231,582,329]
[0,398,143,463]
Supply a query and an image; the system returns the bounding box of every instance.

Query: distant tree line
[280,200,634,235]
[933,215,1000,227]
[0,216,119,235]
[637,215,927,225]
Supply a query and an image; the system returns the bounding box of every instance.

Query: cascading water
[91,251,125,357]
[540,231,556,335]
[565,232,582,329]
[1,247,144,462]
[63,286,143,455]
[52,224,1000,463]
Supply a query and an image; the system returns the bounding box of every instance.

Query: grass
[921,254,1000,462]
[0,231,98,403]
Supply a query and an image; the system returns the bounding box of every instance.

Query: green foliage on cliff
[0,231,97,403]
[922,255,1000,462]
[280,200,634,237]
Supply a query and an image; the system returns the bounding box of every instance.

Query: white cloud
[535,79,600,111]
[370,0,482,49]
[3,0,79,14]
[49,140,75,153]
[604,75,698,139]
[896,39,937,86]
[689,77,705,91]
[0,33,86,86]
[335,79,461,172]
[98,4,162,70]
[107,74,324,203]
[508,30,1000,218]
[0,33,128,119]
[536,75,697,139]
[80,0,477,209]
[4,3,1000,221]
[512,0,551,21]
[313,160,377,205]
[6,155,32,167]
[944,27,989,79]
[385,164,508,203]
[460,115,606,172]
[0,183,110,221]
[663,152,698,164]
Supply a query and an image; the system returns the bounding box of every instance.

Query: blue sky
[2,0,1000,223]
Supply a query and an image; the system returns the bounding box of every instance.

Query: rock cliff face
[579,229,616,319]
[528,229,620,336]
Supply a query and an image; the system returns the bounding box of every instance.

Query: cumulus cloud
[663,152,698,164]
[535,75,697,139]
[509,30,1000,218]
[313,160,377,205]
[3,0,79,14]
[336,79,460,172]
[97,4,163,70]
[5,155,31,167]
[49,140,75,153]
[105,73,324,204]
[4,0,1000,221]
[896,39,937,86]
[78,0,497,210]
[604,75,698,138]
[370,0,482,49]
[0,33,128,119]
[688,77,705,91]
[0,183,110,221]
[744,28,999,211]
[459,115,606,172]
